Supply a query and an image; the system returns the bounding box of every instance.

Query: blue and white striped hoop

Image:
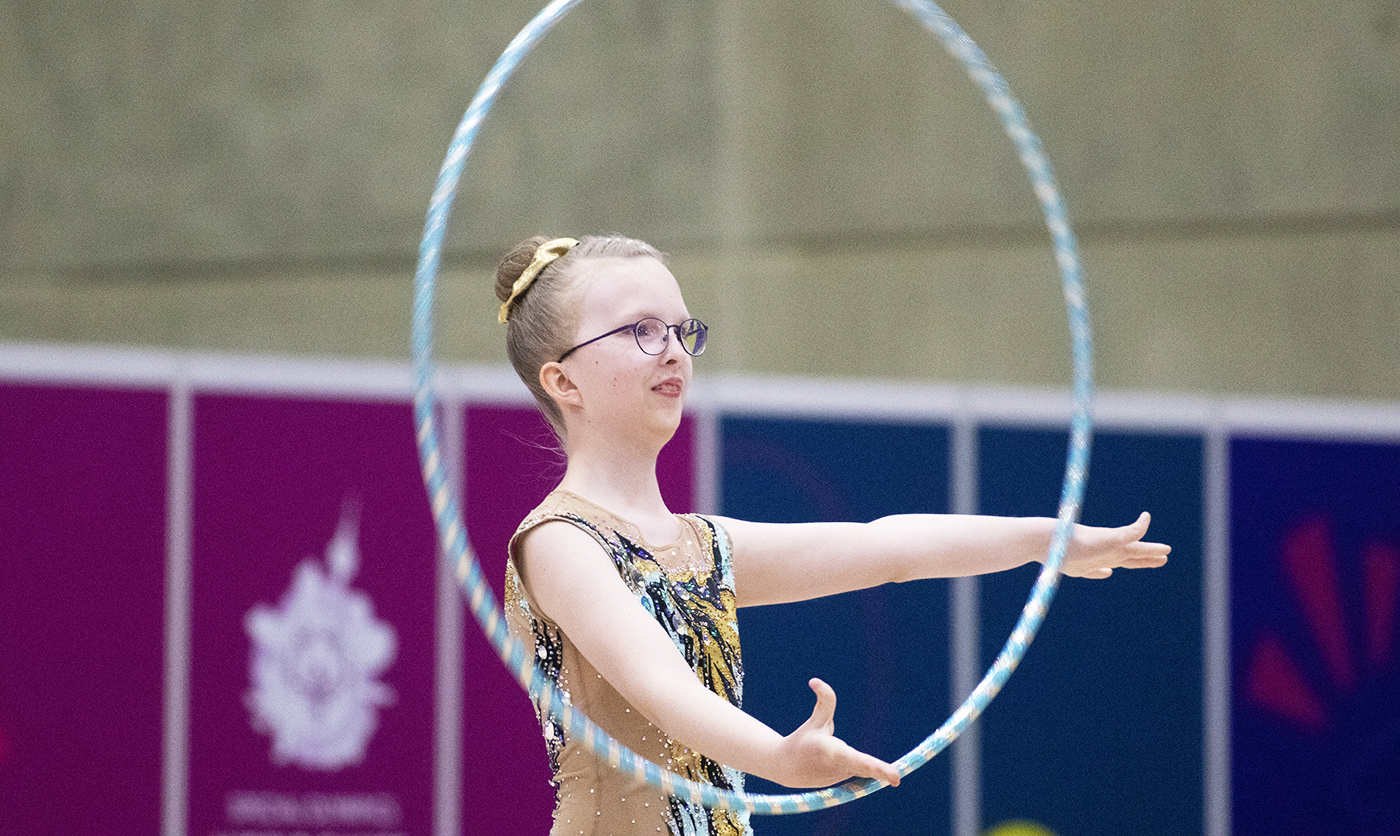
[412,0,1092,815]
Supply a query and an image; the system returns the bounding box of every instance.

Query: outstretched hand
[770,678,902,789]
[1060,511,1171,579]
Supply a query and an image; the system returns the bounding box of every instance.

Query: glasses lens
[634,318,668,355]
[680,319,706,355]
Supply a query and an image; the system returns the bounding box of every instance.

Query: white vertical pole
[1203,425,1231,836]
[434,398,466,836]
[161,379,193,836]
[693,405,721,516]
[950,409,981,836]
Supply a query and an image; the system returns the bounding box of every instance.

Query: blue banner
[722,415,951,836]
[1231,438,1400,835]
[978,428,1204,836]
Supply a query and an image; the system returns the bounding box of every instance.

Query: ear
[539,361,582,409]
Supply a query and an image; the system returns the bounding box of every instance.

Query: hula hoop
[412,0,1092,816]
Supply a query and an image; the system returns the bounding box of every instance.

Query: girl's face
[556,256,694,444]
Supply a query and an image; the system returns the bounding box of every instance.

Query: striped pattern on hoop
[411,0,1092,815]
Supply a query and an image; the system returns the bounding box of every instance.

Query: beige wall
[3,0,1397,400]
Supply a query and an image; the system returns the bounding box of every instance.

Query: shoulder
[685,513,733,547]
[511,518,627,625]
[509,491,616,559]
[515,516,605,558]
[512,515,620,587]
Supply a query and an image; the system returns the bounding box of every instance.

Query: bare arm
[720,511,1170,608]
[515,519,901,789]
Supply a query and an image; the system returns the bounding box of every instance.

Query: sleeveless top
[504,490,752,836]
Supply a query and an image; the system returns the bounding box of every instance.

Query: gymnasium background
[2,1,1397,835]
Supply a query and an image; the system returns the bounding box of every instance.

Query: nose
[660,325,687,362]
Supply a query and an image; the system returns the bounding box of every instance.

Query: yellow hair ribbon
[498,237,579,324]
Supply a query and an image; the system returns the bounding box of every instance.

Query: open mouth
[652,379,684,397]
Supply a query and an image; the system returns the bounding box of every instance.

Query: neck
[555,423,674,527]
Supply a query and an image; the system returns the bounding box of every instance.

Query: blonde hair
[494,234,664,442]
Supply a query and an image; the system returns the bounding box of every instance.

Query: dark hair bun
[494,236,552,304]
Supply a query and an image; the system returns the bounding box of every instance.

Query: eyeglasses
[558,317,707,363]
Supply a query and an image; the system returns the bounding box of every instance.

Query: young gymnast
[496,234,1170,835]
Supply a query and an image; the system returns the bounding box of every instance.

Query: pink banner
[188,393,438,836]
[0,384,168,835]
[459,404,695,833]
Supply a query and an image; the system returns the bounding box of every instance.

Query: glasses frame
[557,317,707,363]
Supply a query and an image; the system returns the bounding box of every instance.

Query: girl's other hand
[1061,511,1171,579]
[770,678,902,789]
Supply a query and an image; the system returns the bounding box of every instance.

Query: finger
[1124,511,1151,540]
[847,743,902,786]
[1132,539,1170,554]
[869,755,901,786]
[1122,554,1168,569]
[1125,540,1170,562]
[807,678,837,729]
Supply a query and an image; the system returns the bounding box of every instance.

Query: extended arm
[515,519,901,789]
[721,512,1170,608]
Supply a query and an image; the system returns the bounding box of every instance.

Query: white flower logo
[245,503,396,770]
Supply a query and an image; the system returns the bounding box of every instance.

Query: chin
[648,408,685,442]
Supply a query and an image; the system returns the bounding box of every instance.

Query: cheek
[577,357,641,396]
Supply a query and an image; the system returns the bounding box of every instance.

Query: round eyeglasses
[557,317,707,363]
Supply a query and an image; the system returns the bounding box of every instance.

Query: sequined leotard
[504,490,752,836]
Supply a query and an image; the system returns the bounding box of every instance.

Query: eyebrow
[614,310,691,324]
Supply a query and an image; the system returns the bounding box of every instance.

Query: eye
[634,318,666,339]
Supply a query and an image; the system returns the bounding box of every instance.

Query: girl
[496,234,1169,835]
